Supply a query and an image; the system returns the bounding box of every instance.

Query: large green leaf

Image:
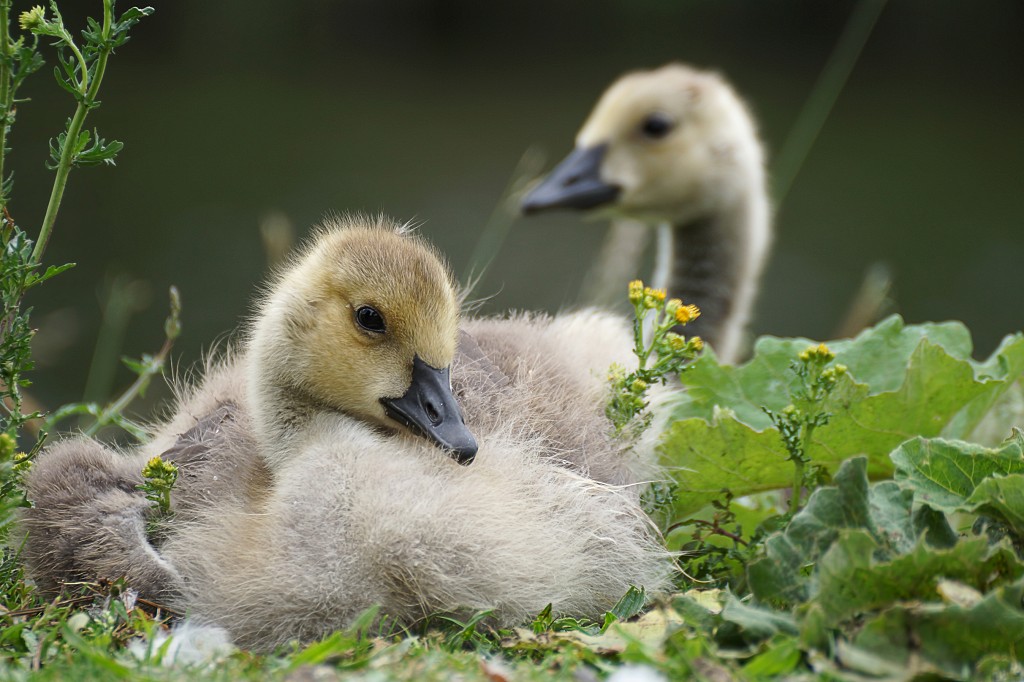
[660,317,1024,517]
[891,433,1024,507]
[892,433,1024,535]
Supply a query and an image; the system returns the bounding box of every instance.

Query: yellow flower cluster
[141,455,177,481]
[799,342,835,363]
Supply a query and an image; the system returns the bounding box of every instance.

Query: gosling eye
[640,113,674,140]
[354,305,386,334]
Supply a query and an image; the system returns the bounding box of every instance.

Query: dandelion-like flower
[675,304,701,325]
[18,6,45,31]
[689,336,704,352]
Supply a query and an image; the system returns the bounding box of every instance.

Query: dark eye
[640,113,674,139]
[355,305,386,333]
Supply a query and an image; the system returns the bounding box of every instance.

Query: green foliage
[660,315,1024,518]
[660,454,1024,679]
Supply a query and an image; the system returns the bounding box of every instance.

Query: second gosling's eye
[640,113,674,139]
[355,305,386,333]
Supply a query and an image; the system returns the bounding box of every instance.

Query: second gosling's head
[523,63,764,224]
[250,214,477,465]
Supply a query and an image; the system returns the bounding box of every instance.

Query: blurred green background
[10,0,1024,421]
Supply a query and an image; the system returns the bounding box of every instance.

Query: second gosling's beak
[380,355,478,465]
[521,144,621,214]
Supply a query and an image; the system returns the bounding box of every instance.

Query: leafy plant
[659,315,1024,518]
[607,279,704,438]
[0,0,153,529]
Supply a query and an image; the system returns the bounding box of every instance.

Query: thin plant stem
[0,1,12,205]
[462,146,545,291]
[772,0,888,208]
[82,333,171,438]
[31,0,114,264]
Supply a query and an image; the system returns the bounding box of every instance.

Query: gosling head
[249,215,477,466]
[522,63,764,224]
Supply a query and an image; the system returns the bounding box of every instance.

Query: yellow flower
[799,342,834,363]
[628,280,644,304]
[675,304,701,325]
[689,336,704,352]
[0,433,14,459]
[18,6,45,31]
[141,456,177,480]
[643,287,666,302]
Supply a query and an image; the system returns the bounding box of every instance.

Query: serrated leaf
[891,435,1024,511]
[666,316,978,427]
[660,318,1024,517]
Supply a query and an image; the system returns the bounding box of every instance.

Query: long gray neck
[652,215,735,348]
[651,195,769,363]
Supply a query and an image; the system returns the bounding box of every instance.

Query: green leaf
[601,585,646,632]
[742,636,802,676]
[747,458,919,606]
[891,434,1024,511]
[849,576,1024,677]
[968,474,1024,536]
[718,594,798,642]
[660,317,1024,517]
[814,533,1024,626]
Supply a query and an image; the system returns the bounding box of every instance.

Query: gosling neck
[652,190,770,364]
[247,360,329,471]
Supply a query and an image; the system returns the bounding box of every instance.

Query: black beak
[380,355,478,465]
[521,144,621,214]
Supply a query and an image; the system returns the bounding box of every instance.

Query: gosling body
[21,216,669,651]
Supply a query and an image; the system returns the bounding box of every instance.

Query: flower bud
[18,6,46,31]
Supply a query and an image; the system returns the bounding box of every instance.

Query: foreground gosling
[523,63,772,364]
[22,215,670,651]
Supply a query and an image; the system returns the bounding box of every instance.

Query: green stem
[83,334,170,438]
[0,1,12,206]
[31,0,113,264]
[790,457,804,515]
[772,0,888,207]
